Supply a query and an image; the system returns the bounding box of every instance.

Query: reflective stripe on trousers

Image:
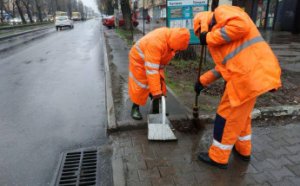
[238,134,251,141]
[212,139,234,150]
[129,71,149,89]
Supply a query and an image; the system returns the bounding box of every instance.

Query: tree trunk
[292,0,300,34]
[15,0,27,24]
[67,0,72,18]
[211,0,219,11]
[1,0,4,23]
[12,1,15,18]
[22,0,34,23]
[34,0,43,22]
[120,0,132,30]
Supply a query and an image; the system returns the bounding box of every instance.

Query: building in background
[233,0,300,32]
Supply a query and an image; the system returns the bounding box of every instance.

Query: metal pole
[143,0,145,35]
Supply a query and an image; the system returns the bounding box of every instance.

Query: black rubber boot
[152,99,159,114]
[233,147,251,162]
[198,152,228,169]
[131,103,143,120]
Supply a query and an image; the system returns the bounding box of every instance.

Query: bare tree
[120,0,132,30]
[15,0,27,23]
[21,0,34,23]
[98,0,114,15]
[0,0,4,23]
[34,0,43,22]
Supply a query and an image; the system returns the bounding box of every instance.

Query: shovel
[147,96,177,141]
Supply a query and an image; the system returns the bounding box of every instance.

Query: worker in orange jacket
[129,27,190,120]
[193,5,281,169]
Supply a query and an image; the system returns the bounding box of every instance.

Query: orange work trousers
[209,88,257,164]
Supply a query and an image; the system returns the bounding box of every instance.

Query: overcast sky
[81,0,99,13]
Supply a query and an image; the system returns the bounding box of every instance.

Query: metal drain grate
[55,149,99,186]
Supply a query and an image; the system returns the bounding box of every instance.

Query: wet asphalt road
[0,20,112,185]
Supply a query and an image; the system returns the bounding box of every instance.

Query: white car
[55,16,74,31]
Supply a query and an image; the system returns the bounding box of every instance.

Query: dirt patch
[166,59,300,112]
[171,118,207,134]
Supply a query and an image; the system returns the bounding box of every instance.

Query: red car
[103,15,138,29]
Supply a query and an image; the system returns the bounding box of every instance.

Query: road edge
[0,25,53,41]
[102,28,118,132]
[102,27,125,186]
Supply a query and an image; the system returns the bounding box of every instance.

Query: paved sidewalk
[110,122,300,185]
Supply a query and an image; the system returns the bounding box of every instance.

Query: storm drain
[55,148,99,186]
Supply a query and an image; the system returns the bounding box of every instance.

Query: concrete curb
[0,25,53,41]
[102,28,117,132]
[110,105,300,132]
[253,105,300,119]
[102,27,125,186]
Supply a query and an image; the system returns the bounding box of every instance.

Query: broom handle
[162,96,166,125]
[195,45,205,107]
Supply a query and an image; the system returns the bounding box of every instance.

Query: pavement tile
[175,161,208,173]
[247,183,271,186]
[112,146,125,159]
[230,160,258,174]
[286,164,300,176]
[119,139,132,148]
[125,157,147,170]
[285,144,300,154]
[284,136,300,145]
[253,150,276,161]
[140,144,158,159]
[145,159,169,169]
[126,180,152,186]
[252,141,275,153]
[267,147,291,158]
[264,156,293,169]
[151,177,175,186]
[172,174,198,186]
[125,169,139,181]
[268,130,291,141]
[124,146,143,156]
[268,178,295,186]
[138,167,161,181]
[284,177,300,185]
[251,172,277,184]
[286,152,300,164]
[269,138,290,149]
[268,166,295,182]
[158,166,177,177]
[237,173,260,185]
[193,170,219,183]
[252,159,277,171]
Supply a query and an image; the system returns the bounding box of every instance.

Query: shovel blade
[148,123,177,141]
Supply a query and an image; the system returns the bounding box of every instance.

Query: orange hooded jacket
[194,5,281,107]
[128,27,190,106]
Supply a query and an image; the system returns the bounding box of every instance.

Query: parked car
[55,16,74,31]
[102,15,114,28]
[102,15,139,29]
[9,17,22,25]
